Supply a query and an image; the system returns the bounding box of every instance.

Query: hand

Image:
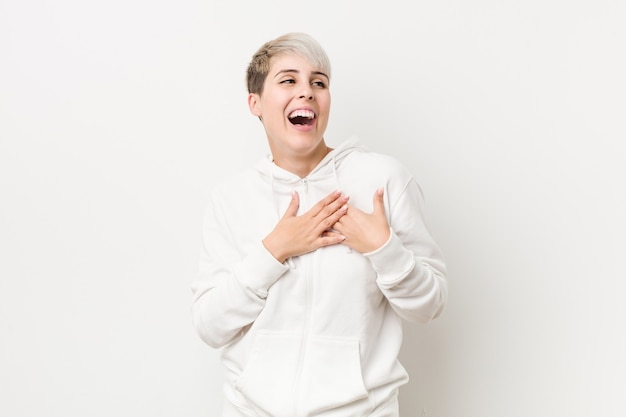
[263,190,349,263]
[333,188,390,253]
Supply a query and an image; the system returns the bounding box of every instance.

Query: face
[248,53,331,165]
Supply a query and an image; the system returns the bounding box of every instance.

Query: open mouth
[288,109,316,126]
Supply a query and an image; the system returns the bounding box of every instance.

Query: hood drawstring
[331,155,340,191]
[330,156,352,254]
[269,162,297,269]
[263,137,364,267]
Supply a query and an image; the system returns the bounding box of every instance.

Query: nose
[298,84,314,100]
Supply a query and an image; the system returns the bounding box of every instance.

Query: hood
[254,136,366,266]
[254,135,366,190]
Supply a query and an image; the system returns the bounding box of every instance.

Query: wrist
[262,237,288,264]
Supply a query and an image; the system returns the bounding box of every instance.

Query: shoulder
[340,147,414,184]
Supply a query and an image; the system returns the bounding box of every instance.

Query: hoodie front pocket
[235,332,369,416]
[235,331,301,417]
[301,336,369,414]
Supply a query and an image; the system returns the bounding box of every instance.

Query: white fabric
[192,137,447,416]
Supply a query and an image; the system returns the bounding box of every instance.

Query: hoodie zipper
[293,178,312,416]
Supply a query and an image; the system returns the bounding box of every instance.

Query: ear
[248,93,262,117]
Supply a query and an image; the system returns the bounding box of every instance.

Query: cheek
[319,94,331,115]
[260,101,281,119]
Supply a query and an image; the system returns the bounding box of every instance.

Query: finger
[315,203,348,235]
[373,188,385,215]
[319,230,346,246]
[309,190,344,217]
[282,191,300,219]
[331,220,344,235]
[315,194,350,223]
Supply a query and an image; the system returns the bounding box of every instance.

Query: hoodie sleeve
[191,194,289,348]
[364,177,448,323]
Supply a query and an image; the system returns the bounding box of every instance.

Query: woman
[191,32,447,417]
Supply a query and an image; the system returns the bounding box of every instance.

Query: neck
[273,144,332,178]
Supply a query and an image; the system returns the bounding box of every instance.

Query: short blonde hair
[246,32,331,95]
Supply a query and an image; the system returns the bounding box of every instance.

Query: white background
[1,1,625,416]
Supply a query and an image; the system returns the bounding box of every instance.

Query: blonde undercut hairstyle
[246,32,332,95]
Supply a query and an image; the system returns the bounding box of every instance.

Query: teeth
[288,109,315,119]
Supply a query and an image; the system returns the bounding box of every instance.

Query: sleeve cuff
[234,242,290,298]
[364,229,416,287]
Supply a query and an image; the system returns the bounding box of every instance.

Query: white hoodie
[192,137,447,417]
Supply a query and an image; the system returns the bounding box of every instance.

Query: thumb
[373,188,385,215]
[282,191,300,218]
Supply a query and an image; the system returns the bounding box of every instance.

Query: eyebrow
[273,69,329,79]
